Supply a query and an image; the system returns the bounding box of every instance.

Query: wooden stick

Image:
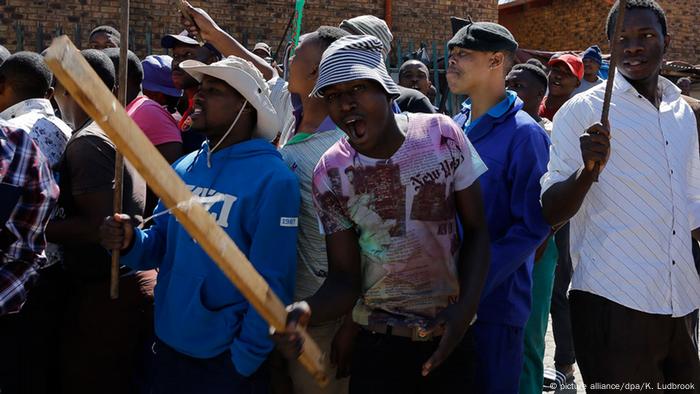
[593,0,627,182]
[45,35,329,387]
[111,0,130,300]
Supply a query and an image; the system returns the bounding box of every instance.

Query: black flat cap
[448,22,518,53]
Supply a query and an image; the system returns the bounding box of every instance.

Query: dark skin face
[582,58,601,80]
[505,69,545,120]
[171,43,219,90]
[614,8,670,103]
[89,32,118,50]
[252,49,270,59]
[323,79,402,159]
[677,79,691,95]
[446,47,494,95]
[399,60,432,97]
[190,75,255,148]
[287,33,322,96]
[547,62,580,98]
[53,80,86,129]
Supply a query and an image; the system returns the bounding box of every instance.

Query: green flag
[290,0,305,55]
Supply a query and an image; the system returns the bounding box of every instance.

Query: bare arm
[180,2,276,80]
[304,229,363,325]
[46,190,113,245]
[155,141,183,164]
[453,181,490,321]
[542,122,610,226]
[541,167,597,227]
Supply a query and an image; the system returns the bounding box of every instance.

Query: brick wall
[0,0,497,64]
[499,0,700,64]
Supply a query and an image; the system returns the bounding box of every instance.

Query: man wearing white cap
[100,56,300,393]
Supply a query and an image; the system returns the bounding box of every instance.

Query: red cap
[548,54,584,81]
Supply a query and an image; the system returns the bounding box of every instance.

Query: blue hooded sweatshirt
[454,92,551,328]
[121,139,300,376]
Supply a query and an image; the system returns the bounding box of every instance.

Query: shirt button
[673,230,676,235]
[671,169,674,175]
[672,260,676,265]
[666,141,669,145]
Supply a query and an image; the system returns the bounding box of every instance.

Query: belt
[362,323,444,342]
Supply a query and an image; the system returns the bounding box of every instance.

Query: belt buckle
[411,326,431,342]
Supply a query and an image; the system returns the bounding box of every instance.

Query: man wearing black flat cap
[447,21,551,393]
[161,31,221,153]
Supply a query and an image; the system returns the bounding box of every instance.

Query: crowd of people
[0,0,699,393]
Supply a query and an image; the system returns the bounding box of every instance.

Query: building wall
[499,0,700,64]
[0,0,497,63]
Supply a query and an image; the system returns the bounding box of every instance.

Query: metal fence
[14,22,464,114]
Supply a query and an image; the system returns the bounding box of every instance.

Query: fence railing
[12,22,465,114]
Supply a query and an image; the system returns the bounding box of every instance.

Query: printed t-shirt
[312,113,487,325]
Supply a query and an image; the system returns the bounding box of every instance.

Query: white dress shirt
[0,98,72,169]
[541,70,700,317]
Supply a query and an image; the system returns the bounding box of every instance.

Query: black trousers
[0,265,67,394]
[550,223,576,365]
[151,338,269,394]
[349,328,476,394]
[570,291,700,393]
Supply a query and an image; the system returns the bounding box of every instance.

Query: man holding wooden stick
[541,0,700,388]
[100,55,300,393]
[46,49,148,394]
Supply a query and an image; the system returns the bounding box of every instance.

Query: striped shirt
[541,71,700,317]
[280,125,345,300]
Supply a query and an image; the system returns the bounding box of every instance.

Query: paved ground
[542,316,700,394]
[543,317,584,394]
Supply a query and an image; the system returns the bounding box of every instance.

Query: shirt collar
[612,69,681,102]
[0,98,55,121]
[285,116,338,146]
[460,90,517,132]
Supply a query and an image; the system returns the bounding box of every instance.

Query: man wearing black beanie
[447,21,551,393]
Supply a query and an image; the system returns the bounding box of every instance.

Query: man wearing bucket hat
[276,35,491,393]
[100,56,300,394]
[141,55,183,113]
[446,21,551,393]
[338,14,436,115]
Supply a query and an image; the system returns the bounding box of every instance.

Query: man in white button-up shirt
[540,0,700,389]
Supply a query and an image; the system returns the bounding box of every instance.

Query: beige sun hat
[179,56,281,141]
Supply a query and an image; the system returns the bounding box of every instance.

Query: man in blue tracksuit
[446,22,551,393]
[100,56,300,394]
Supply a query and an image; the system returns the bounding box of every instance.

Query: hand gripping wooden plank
[44,35,329,387]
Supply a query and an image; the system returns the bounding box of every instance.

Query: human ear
[45,87,55,100]
[490,52,505,70]
[309,63,319,80]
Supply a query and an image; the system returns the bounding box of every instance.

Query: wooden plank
[44,35,328,387]
[111,0,130,300]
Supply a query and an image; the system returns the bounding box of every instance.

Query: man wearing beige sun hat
[100,55,300,394]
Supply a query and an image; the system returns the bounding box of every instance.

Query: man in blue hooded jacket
[446,21,551,393]
[100,56,300,394]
